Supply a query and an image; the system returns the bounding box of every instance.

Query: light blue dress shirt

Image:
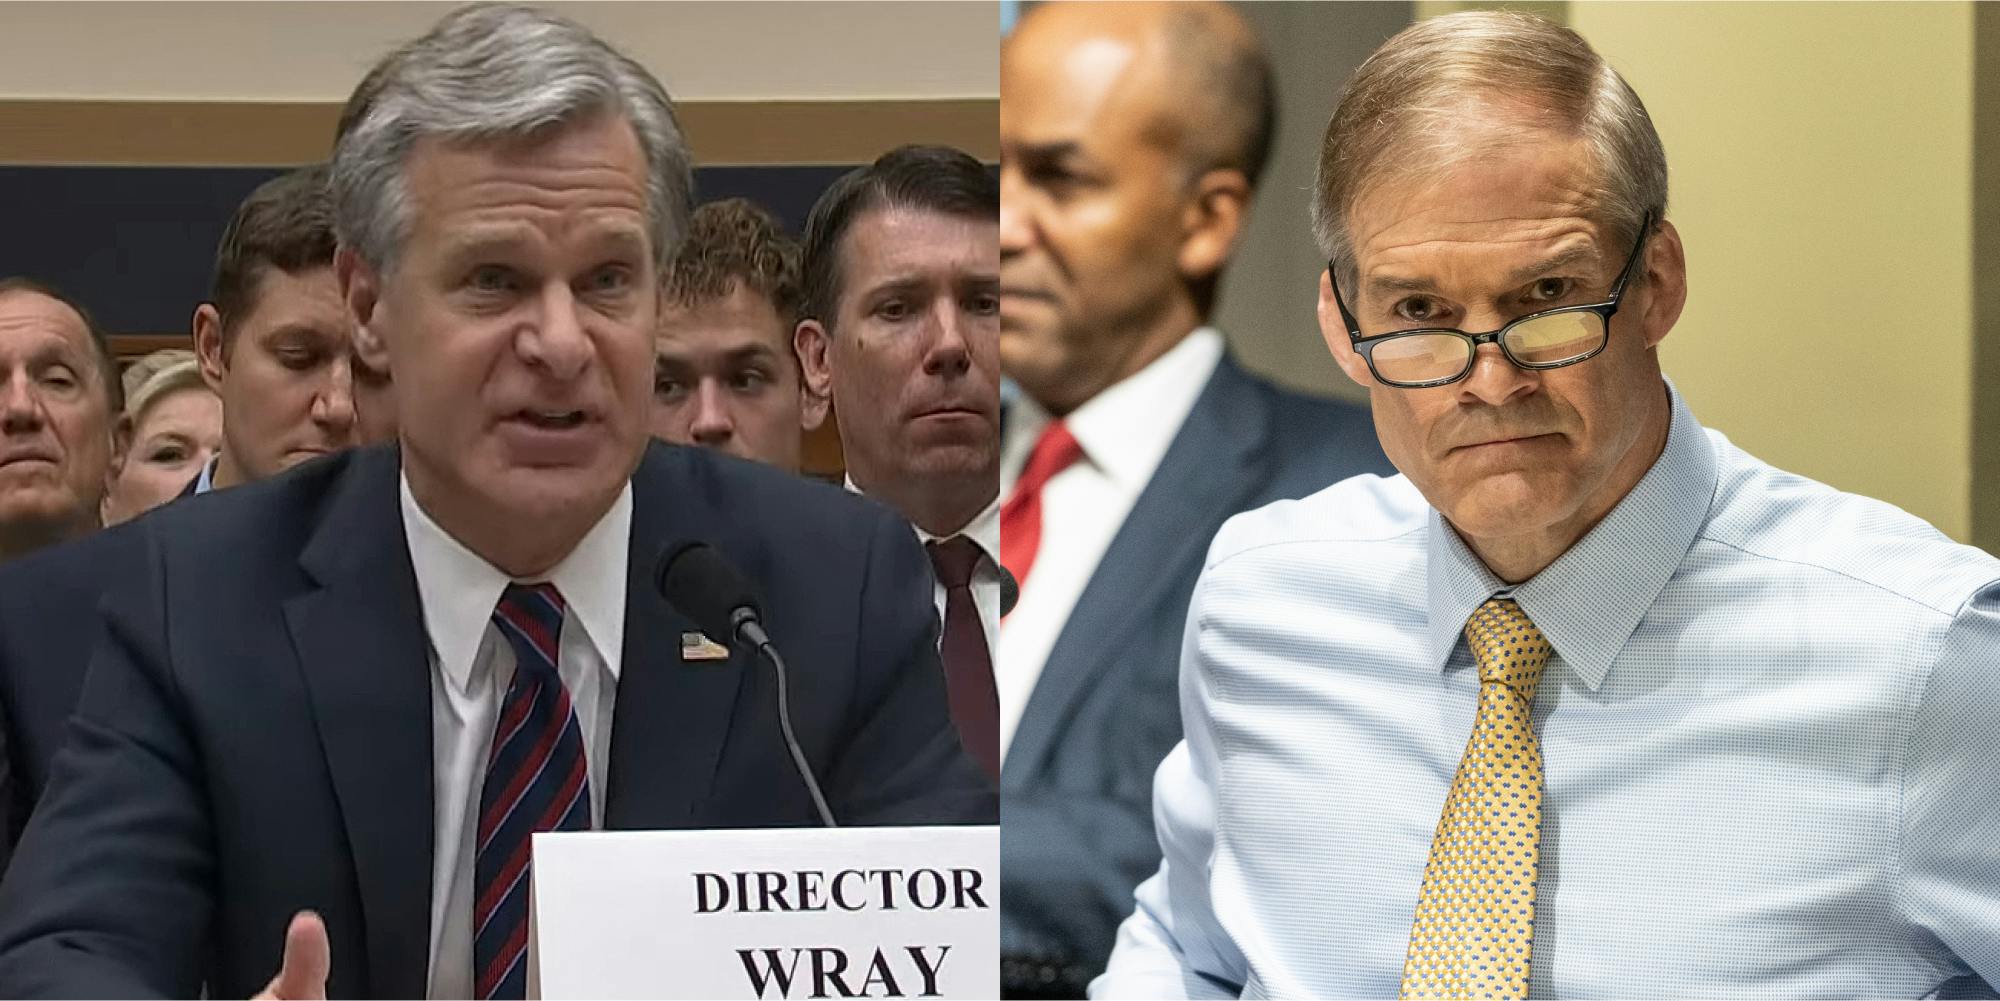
[193,456,217,495]
[1095,383,2000,999]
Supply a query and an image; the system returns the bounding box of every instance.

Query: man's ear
[192,304,228,393]
[105,413,133,484]
[337,246,391,371]
[794,318,834,418]
[1317,269,1375,390]
[1177,167,1253,283]
[1637,218,1687,350]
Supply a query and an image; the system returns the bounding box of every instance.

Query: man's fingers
[252,911,330,1000]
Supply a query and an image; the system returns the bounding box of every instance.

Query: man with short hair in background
[998,3,1390,992]
[652,197,826,471]
[797,144,1003,778]
[192,162,358,493]
[0,280,118,564]
[1096,11,2000,998]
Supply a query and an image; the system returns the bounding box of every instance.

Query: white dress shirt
[998,328,1222,759]
[401,475,632,1000]
[1095,384,2000,997]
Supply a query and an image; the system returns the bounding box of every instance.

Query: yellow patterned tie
[1400,598,1552,1000]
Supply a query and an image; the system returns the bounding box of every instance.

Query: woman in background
[100,349,222,526]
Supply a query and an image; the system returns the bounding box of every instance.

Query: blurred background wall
[1201,1,1995,552]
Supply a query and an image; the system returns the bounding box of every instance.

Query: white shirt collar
[843,475,1000,565]
[1018,328,1225,492]
[400,472,631,696]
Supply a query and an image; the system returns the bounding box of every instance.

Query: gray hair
[331,3,694,274]
[1311,10,1667,292]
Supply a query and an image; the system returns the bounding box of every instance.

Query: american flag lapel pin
[680,632,731,662]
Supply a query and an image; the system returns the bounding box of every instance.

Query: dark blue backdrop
[0,163,856,337]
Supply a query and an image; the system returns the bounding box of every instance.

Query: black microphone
[998,564,1020,617]
[654,542,837,828]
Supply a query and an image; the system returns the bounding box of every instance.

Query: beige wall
[1571,1,1974,541]
[0,1,998,102]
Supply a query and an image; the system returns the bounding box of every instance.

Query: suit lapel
[605,444,748,829]
[1005,356,1272,782]
[283,447,434,999]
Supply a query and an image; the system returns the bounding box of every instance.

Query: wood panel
[0,98,997,167]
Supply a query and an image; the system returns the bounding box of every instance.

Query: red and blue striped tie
[474,582,591,1000]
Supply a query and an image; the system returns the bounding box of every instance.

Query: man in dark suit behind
[0,6,993,999]
[0,163,356,867]
[996,3,1393,995]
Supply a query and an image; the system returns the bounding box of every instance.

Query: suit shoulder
[1207,471,1426,570]
[637,443,901,541]
[1244,375,1392,477]
[0,518,145,601]
[1699,429,2000,617]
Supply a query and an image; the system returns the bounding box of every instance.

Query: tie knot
[1464,597,1550,693]
[927,536,985,589]
[1009,420,1083,503]
[494,582,566,672]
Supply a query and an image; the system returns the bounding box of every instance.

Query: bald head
[1000,1,1274,414]
[1007,1,1274,185]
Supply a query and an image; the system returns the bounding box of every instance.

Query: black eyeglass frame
[1328,212,1655,389]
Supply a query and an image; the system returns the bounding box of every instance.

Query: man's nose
[313,358,358,439]
[689,379,736,445]
[921,300,974,378]
[0,372,47,434]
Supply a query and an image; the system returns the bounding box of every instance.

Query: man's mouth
[515,409,588,429]
[1453,432,1558,453]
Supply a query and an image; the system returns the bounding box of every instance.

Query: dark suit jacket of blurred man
[0,441,996,999]
[1001,353,1391,996]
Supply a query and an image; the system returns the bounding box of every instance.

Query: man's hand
[252,911,330,1000]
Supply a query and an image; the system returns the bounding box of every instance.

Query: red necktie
[927,537,999,780]
[999,420,1082,599]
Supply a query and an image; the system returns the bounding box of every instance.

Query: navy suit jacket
[0,471,203,870]
[0,441,995,999]
[999,352,1391,996]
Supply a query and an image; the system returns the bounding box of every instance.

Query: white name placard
[529,825,999,1000]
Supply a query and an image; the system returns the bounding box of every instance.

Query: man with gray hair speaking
[1096,11,2000,999]
[0,6,994,999]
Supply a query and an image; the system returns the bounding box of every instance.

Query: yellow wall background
[1571,1,1974,542]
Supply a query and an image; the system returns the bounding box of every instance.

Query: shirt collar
[194,456,217,495]
[1424,379,1719,689]
[401,472,631,696]
[843,475,1001,566]
[1057,327,1225,492]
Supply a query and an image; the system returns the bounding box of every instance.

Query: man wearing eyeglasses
[1094,11,2000,1000]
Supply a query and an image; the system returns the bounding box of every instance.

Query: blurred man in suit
[0,6,992,999]
[997,3,1391,993]
[192,163,358,495]
[0,280,118,564]
[0,163,358,863]
[796,145,1002,778]
[1098,11,2000,998]
[652,198,825,471]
